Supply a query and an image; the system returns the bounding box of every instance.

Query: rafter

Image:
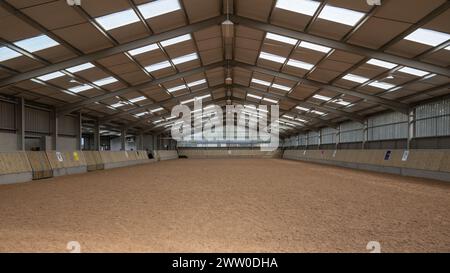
[56,61,226,116]
[0,15,225,89]
[232,15,450,77]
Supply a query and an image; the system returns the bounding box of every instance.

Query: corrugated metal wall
[339,121,363,143]
[307,131,319,145]
[25,107,51,134]
[321,127,337,144]
[415,98,450,138]
[58,115,77,136]
[0,101,15,130]
[367,111,408,140]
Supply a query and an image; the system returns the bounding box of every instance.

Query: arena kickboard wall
[283,149,450,182]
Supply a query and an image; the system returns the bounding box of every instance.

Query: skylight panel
[161,34,191,47]
[135,111,149,117]
[145,60,172,72]
[318,5,365,27]
[128,44,159,56]
[366,59,397,69]
[14,35,59,53]
[404,28,450,49]
[311,110,325,115]
[296,106,310,112]
[150,107,164,113]
[313,94,331,101]
[275,0,320,16]
[93,77,118,86]
[181,94,211,104]
[172,53,198,65]
[167,84,187,93]
[187,79,207,87]
[137,0,181,19]
[111,102,126,108]
[66,63,95,73]
[287,59,314,70]
[398,67,429,77]
[129,96,146,103]
[263,97,278,104]
[342,74,369,84]
[368,81,396,90]
[0,47,21,62]
[251,78,271,86]
[95,9,140,30]
[271,83,291,92]
[266,32,298,45]
[259,52,286,64]
[247,94,262,100]
[36,71,65,81]
[69,85,92,93]
[298,41,331,53]
[333,99,351,106]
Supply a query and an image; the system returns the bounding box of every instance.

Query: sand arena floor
[0,158,449,253]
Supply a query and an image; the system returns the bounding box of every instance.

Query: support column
[137,132,144,150]
[318,130,321,150]
[94,119,101,151]
[153,134,158,151]
[335,127,340,150]
[75,112,82,150]
[52,109,58,151]
[121,128,127,151]
[407,108,415,150]
[16,97,25,151]
[362,120,368,150]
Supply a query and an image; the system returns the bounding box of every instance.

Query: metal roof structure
[0,0,449,137]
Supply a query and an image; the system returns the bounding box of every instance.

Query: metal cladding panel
[368,111,408,141]
[321,127,338,144]
[415,99,450,138]
[25,107,50,134]
[0,101,15,130]
[340,121,363,143]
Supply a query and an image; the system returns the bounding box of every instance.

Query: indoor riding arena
[0,0,449,254]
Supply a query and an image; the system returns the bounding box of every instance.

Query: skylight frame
[318,5,365,27]
[128,44,159,56]
[251,78,271,87]
[298,41,332,54]
[368,81,396,90]
[287,59,314,70]
[66,63,95,73]
[247,93,263,100]
[265,32,298,45]
[93,76,118,86]
[14,34,59,53]
[161,34,191,47]
[404,28,450,49]
[259,51,287,64]
[172,53,198,65]
[137,0,182,19]
[275,0,321,16]
[398,67,429,77]
[0,47,22,62]
[36,71,65,81]
[95,9,140,31]
[366,59,397,69]
[342,74,370,84]
[145,60,172,72]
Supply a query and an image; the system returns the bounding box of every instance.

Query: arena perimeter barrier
[282,149,450,182]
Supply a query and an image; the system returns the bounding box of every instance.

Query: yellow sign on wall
[73,152,79,161]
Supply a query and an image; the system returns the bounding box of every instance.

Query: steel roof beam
[235,62,410,114]
[56,61,226,116]
[0,15,225,88]
[232,15,450,77]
